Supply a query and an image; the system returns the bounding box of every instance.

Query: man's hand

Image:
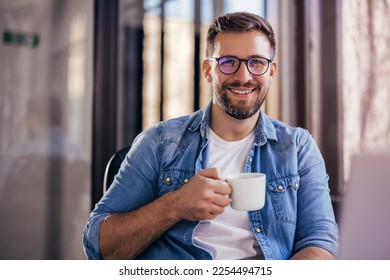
[100,167,232,259]
[170,167,232,221]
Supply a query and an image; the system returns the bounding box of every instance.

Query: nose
[233,61,252,82]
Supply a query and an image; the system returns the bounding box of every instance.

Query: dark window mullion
[92,0,119,208]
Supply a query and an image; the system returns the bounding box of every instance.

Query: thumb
[198,167,223,180]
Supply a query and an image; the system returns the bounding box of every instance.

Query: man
[83,12,338,260]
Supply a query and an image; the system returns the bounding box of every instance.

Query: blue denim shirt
[83,102,339,260]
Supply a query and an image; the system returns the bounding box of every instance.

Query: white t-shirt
[193,128,263,260]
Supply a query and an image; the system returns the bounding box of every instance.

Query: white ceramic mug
[226,173,266,211]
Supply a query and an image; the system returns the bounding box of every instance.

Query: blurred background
[0,0,389,259]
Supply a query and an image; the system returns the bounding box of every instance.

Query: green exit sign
[3,30,39,48]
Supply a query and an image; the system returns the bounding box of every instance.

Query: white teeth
[231,89,252,95]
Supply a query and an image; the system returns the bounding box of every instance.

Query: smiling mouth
[229,88,254,95]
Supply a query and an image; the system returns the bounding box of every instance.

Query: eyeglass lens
[218,56,269,76]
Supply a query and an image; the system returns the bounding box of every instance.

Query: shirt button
[277,185,283,191]
[184,178,189,183]
[165,177,171,183]
[255,228,261,233]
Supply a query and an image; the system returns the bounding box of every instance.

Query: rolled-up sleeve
[82,213,110,259]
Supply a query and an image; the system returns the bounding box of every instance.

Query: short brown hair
[206,12,276,59]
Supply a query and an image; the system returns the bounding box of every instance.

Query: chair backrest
[103,146,131,193]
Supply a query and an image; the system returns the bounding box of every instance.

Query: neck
[210,104,259,142]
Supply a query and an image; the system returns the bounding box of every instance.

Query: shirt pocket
[267,174,300,224]
[158,168,194,196]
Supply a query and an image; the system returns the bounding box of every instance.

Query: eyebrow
[220,54,272,60]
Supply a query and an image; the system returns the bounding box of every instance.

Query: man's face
[203,30,276,120]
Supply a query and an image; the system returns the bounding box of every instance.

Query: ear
[202,60,213,83]
[269,61,277,80]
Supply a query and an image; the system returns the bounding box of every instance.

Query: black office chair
[103,146,131,193]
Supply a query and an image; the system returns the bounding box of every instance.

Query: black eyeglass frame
[208,55,273,76]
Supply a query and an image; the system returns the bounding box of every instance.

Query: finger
[212,180,232,196]
[198,167,222,180]
[212,192,232,207]
[209,204,225,216]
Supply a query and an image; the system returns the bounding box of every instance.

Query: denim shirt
[83,102,339,260]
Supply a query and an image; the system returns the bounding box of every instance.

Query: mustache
[222,81,259,89]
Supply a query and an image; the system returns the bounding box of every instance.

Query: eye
[249,57,268,67]
[219,56,238,67]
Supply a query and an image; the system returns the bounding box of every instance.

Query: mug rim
[226,172,265,180]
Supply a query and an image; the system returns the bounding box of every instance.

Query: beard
[216,81,268,120]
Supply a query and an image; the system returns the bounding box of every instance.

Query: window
[118,0,267,135]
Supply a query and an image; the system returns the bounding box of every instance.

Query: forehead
[212,30,271,58]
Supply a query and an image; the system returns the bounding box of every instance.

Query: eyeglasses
[208,55,272,76]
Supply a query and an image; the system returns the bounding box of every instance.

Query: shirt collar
[254,110,278,145]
